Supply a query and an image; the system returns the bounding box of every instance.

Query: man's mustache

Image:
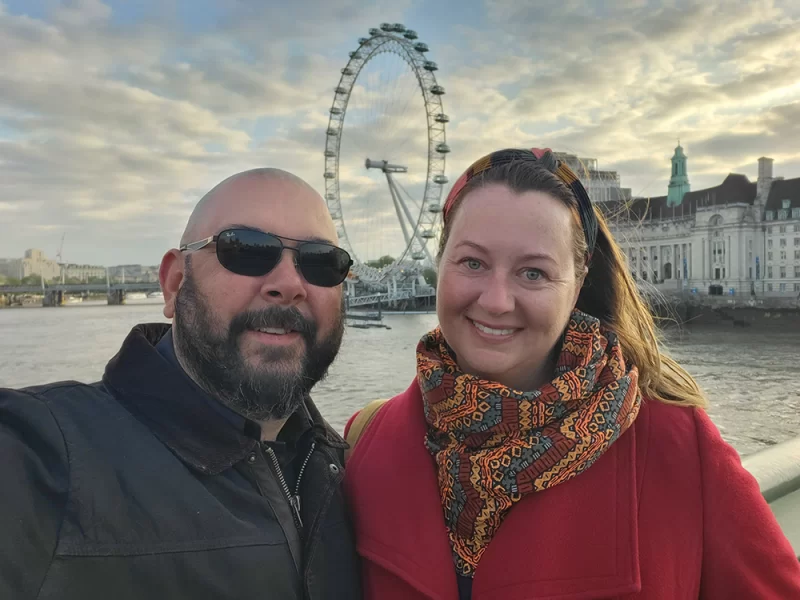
[230,307,316,338]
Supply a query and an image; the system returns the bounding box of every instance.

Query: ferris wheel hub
[365,158,408,173]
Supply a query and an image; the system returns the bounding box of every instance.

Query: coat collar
[346,380,642,600]
[103,324,346,476]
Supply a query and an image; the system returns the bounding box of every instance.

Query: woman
[344,148,800,599]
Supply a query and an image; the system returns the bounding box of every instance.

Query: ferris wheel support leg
[385,172,413,250]
[395,191,435,265]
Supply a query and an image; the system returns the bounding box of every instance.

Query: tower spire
[667,142,690,207]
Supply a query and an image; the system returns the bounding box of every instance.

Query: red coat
[344,381,800,600]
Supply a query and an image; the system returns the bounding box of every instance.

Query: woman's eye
[459,258,482,270]
[524,269,542,281]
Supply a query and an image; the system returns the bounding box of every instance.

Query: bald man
[0,169,361,600]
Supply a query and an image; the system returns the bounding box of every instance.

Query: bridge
[0,282,161,307]
[345,281,436,308]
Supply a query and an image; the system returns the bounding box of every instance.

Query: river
[1,300,798,457]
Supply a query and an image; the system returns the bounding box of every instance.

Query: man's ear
[159,249,184,319]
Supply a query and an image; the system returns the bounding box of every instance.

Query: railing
[742,436,800,558]
[346,285,435,308]
[0,282,161,294]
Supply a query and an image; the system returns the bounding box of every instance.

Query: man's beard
[172,266,345,422]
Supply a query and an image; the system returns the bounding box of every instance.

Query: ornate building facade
[603,146,800,297]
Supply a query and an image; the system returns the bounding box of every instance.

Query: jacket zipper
[264,442,316,530]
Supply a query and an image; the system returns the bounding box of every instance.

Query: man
[0,169,361,599]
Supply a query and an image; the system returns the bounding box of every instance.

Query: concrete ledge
[742,436,800,558]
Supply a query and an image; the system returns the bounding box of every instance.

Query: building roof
[765,177,800,212]
[603,173,757,221]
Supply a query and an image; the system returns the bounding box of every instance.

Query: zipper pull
[290,494,303,528]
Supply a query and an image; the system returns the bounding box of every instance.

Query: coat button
[247,453,257,464]
[329,464,340,474]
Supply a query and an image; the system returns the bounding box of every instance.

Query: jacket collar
[103,323,346,476]
[346,381,641,600]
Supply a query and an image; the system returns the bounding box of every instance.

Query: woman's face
[436,183,583,391]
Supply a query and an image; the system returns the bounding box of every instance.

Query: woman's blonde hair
[439,160,707,409]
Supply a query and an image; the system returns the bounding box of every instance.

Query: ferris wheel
[323,23,450,282]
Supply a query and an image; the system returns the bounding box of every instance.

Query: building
[554,151,632,204]
[107,264,159,282]
[602,145,800,298]
[0,249,62,282]
[63,263,107,282]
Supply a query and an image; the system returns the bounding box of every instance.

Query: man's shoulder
[0,379,119,441]
[3,379,112,408]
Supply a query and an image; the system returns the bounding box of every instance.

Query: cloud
[1,0,799,266]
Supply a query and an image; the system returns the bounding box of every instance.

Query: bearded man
[0,169,361,600]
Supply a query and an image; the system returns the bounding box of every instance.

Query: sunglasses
[179,228,353,287]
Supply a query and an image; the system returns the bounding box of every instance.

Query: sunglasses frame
[179,228,353,287]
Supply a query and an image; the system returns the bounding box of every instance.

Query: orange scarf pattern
[417,310,641,577]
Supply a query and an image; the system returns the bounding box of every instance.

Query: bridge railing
[742,436,800,558]
[0,283,161,294]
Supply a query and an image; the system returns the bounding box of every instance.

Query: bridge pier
[43,290,65,307]
[107,289,126,305]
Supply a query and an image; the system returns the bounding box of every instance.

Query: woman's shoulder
[636,396,738,470]
[344,379,421,437]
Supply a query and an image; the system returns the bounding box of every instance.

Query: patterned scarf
[417,310,641,577]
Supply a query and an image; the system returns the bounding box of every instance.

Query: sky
[1,0,800,266]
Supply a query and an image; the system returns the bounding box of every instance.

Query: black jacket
[0,324,361,599]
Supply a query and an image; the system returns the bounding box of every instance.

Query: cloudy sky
[1,0,799,266]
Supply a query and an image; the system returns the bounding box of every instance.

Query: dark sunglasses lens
[216,229,282,276]
[297,243,352,287]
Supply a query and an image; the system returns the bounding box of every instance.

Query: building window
[795,266,800,278]
[782,199,791,209]
[780,283,786,292]
[796,250,800,260]
[768,266,773,278]
[768,252,773,261]
[780,225,787,233]
[766,211,775,221]
[780,266,786,278]
[768,283,774,291]
[779,210,789,221]
[795,238,800,246]
[795,284,800,292]
[781,251,787,260]
[793,208,800,219]
[768,239,773,249]
[780,238,787,247]
[748,239,753,250]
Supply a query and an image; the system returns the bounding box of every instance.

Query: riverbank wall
[648,295,800,330]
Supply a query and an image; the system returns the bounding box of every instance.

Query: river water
[1,300,798,457]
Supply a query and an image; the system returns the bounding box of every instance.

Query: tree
[366,255,395,269]
[422,267,438,288]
